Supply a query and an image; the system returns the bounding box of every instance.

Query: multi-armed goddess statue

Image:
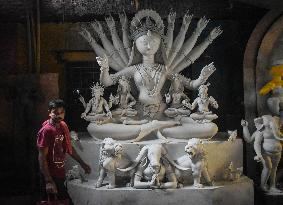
[79,9,222,141]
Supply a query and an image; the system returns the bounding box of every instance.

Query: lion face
[114,143,123,156]
[185,138,205,159]
[185,145,197,158]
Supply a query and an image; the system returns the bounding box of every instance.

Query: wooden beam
[57,51,96,62]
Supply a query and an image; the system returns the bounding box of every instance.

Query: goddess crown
[130,9,164,41]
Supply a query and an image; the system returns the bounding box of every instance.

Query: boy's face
[49,107,65,123]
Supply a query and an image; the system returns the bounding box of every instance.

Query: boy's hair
[48,99,65,111]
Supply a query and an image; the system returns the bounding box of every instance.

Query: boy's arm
[38,147,58,193]
[69,146,91,174]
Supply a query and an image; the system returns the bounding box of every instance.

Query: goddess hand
[119,11,128,28]
[105,15,115,29]
[168,11,176,25]
[79,27,93,43]
[209,26,223,41]
[200,62,216,80]
[96,54,109,69]
[182,10,193,28]
[91,20,104,36]
[196,16,209,33]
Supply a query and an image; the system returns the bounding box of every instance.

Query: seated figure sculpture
[184,83,218,123]
[165,63,216,118]
[79,9,222,140]
[81,82,112,123]
[164,73,191,118]
[109,76,138,118]
[241,115,283,193]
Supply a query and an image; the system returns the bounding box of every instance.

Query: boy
[37,99,91,204]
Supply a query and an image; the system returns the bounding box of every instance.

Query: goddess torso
[134,64,167,106]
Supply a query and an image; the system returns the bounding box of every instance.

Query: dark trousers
[40,176,74,205]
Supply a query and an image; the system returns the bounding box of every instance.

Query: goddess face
[135,30,161,57]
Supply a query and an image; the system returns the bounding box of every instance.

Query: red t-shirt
[37,122,67,179]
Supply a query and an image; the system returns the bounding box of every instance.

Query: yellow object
[259,65,283,96]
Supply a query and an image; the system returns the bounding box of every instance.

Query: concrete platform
[67,177,254,205]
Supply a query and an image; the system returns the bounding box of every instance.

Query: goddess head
[128,10,165,65]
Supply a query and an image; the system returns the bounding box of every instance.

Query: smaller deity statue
[109,76,137,118]
[259,65,283,122]
[223,162,242,181]
[118,144,189,189]
[241,115,283,193]
[164,74,191,118]
[183,83,218,122]
[164,63,216,119]
[80,82,112,123]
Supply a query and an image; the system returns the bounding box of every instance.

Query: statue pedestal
[67,135,244,181]
[66,134,254,205]
[67,177,254,205]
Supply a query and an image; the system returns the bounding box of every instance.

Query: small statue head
[198,83,210,98]
[90,82,104,98]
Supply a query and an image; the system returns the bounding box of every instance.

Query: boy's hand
[46,181,58,194]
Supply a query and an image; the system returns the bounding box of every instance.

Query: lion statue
[96,138,131,189]
[175,138,213,188]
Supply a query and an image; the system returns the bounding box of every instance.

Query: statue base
[67,135,244,181]
[67,177,254,205]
